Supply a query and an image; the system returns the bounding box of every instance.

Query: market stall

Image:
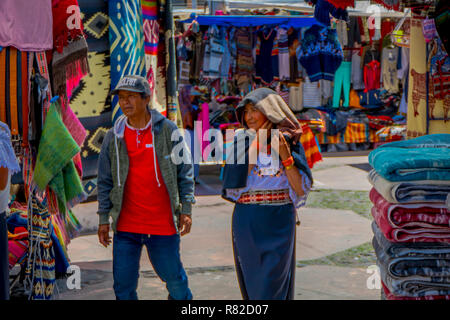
[0,0,89,300]
[174,7,409,160]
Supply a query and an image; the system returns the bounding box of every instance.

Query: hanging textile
[255,27,279,84]
[298,24,343,82]
[407,18,449,138]
[51,0,90,98]
[0,47,31,154]
[32,101,87,212]
[0,0,53,51]
[142,0,163,113]
[299,122,322,169]
[162,0,179,124]
[109,0,146,124]
[24,194,55,300]
[71,0,112,181]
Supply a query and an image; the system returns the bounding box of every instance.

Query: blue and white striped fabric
[109,0,146,124]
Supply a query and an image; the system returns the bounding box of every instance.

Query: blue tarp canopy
[179,14,319,28]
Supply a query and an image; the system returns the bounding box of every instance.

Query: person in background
[222,88,313,300]
[96,75,195,300]
[0,121,20,300]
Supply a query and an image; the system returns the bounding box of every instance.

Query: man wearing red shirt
[97,75,195,300]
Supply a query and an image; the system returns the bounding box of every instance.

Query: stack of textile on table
[368,134,450,300]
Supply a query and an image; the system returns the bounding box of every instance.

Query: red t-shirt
[116,121,176,235]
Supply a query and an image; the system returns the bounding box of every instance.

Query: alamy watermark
[66,265,81,290]
[366,265,381,290]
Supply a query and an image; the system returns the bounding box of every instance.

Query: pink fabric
[199,102,211,160]
[61,100,87,147]
[371,205,450,243]
[370,188,450,229]
[66,60,87,99]
[0,0,53,51]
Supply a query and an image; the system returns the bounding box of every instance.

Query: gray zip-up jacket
[96,108,195,233]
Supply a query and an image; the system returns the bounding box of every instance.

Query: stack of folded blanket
[368,134,450,300]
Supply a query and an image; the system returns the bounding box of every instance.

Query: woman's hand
[279,133,292,162]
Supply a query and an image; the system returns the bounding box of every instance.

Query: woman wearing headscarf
[221,88,313,300]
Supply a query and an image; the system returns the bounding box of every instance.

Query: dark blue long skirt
[232,203,296,300]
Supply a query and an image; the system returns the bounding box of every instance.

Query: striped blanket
[109,0,146,124]
[0,47,30,153]
[368,134,450,182]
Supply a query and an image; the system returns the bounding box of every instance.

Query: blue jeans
[112,232,192,300]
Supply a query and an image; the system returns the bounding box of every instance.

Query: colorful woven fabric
[61,99,87,147]
[141,0,159,112]
[0,47,30,153]
[109,0,146,124]
[299,122,322,169]
[8,239,28,270]
[25,194,55,300]
[33,102,87,211]
[52,0,85,53]
[237,189,292,205]
[235,28,254,77]
[72,0,113,179]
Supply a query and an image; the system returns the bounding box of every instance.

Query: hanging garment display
[333,61,352,108]
[381,46,400,93]
[142,0,161,111]
[288,85,303,112]
[298,24,343,82]
[302,76,323,108]
[351,51,365,90]
[255,27,279,84]
[202,25,225,80]
[277,28,290,81]
[364,60,381,92]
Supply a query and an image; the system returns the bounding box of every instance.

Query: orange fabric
[349,89,362,109]
[299,122,322,168]
[21,51,29,147]
[344,122,367,143]
[0,49,6,122]
[9,48,19,135]
[117,125,176,235]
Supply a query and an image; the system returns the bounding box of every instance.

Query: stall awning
[179,14,319,28]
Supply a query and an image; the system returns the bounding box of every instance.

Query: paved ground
[57,154,381,300]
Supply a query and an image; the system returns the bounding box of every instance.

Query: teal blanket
[369,134,450,182]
